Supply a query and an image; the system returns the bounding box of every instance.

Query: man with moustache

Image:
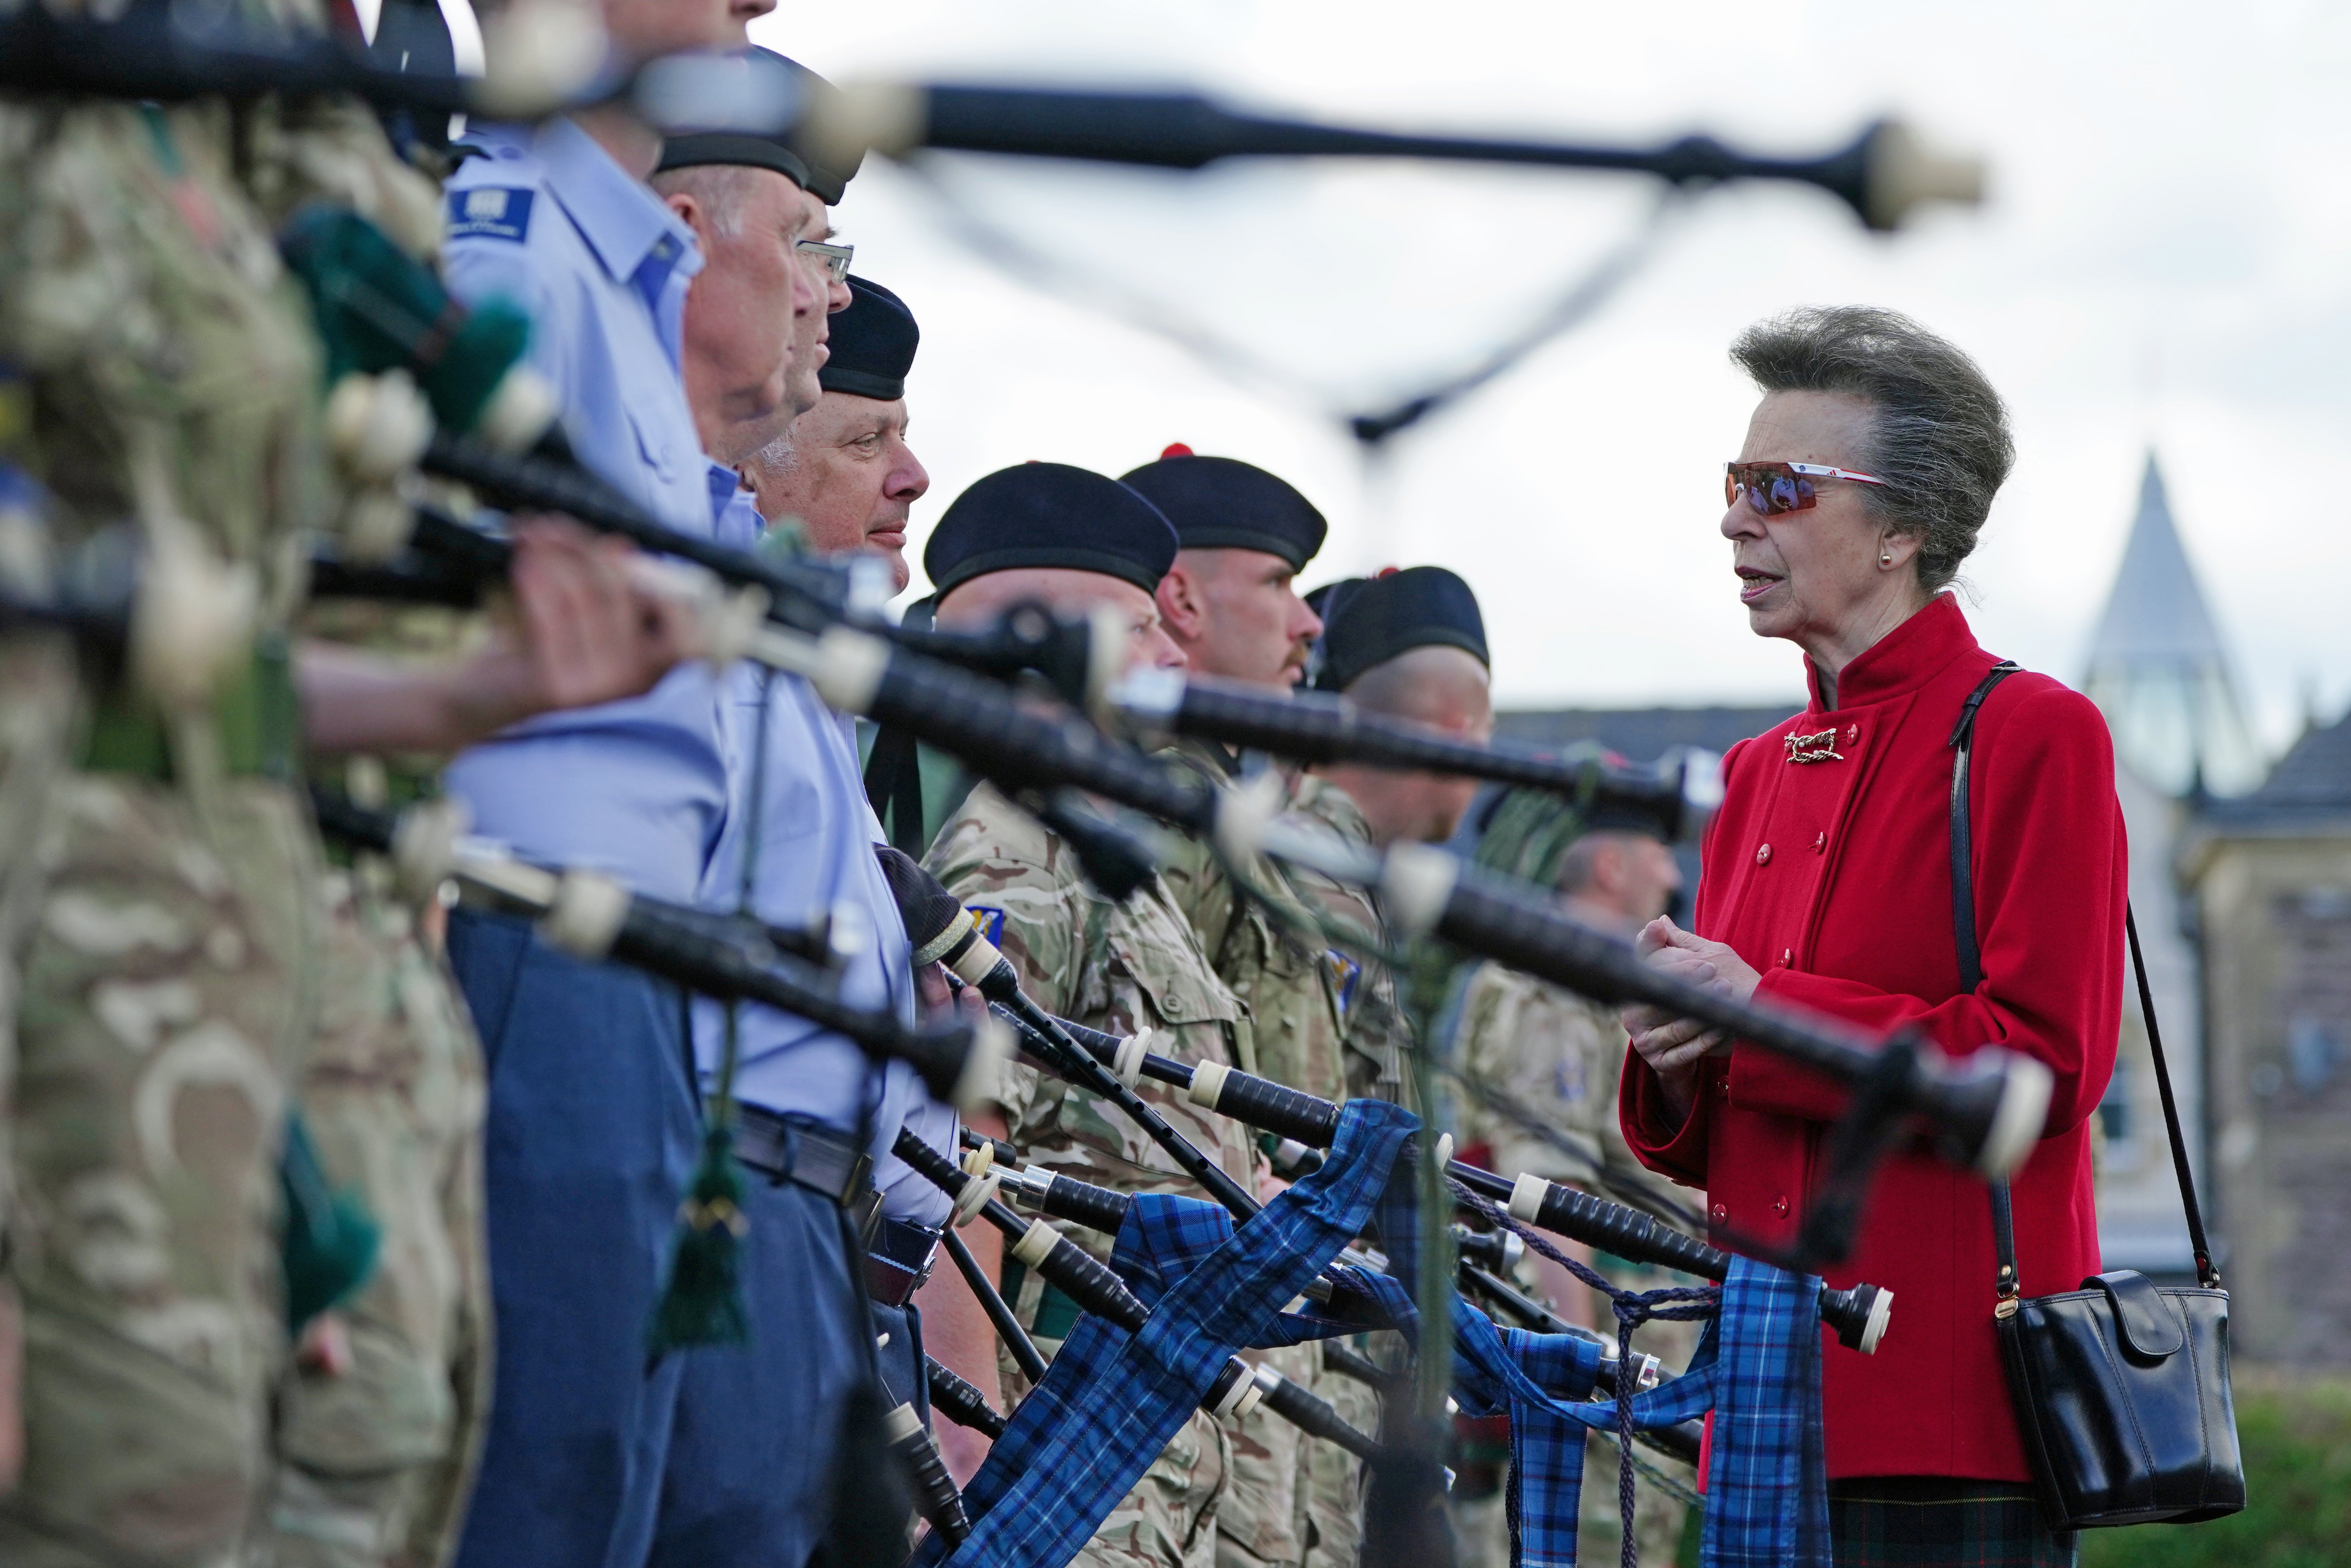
[1114,449,1370,1568]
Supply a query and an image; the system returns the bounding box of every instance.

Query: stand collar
[1803,593,1980,712]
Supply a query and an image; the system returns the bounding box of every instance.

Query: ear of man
[1154,557,1209,643]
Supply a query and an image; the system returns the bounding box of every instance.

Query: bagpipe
[974,1005,1892,1357]
[305,790,1005,1113]
[1114,668,1717,843]
[804,82,1980,234]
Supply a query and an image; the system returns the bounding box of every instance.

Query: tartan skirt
[1827,1479,2077,1568]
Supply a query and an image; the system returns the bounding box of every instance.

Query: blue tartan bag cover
[921,1100,1420,1568]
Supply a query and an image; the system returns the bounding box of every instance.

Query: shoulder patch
[1322,949,1362,1021]
[447,187,534,243]
[968,905,1007,947]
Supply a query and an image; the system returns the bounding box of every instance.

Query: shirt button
[1755,843,1773,866]
[1710,1203,1728,1225]
[1772,1195,1790,1216]
[1812,831,1826,853]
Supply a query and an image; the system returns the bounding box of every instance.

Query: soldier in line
[0,23,695,1568]
[924,464,1259,1568]
[1116,449,1377,1568]
[1451,798,1704,1568]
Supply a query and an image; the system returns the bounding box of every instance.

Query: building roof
[2201,707,2351,832]
[1492,704,1802,762]
[2080,453,2264,796]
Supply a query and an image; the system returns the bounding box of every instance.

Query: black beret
[1309,566,1488,692]
[818,276,918,401]
[655,49,864,205]
[925,464,1178,600]
[1117,449,1327,572]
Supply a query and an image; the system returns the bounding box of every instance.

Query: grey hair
[648,164,759,241]
[1730,306,2012,595]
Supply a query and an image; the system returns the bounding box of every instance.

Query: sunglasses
[1725,460,1888,516]
[795,238,854,285]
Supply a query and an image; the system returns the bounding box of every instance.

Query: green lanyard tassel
[281,1110,382,1336]
[645,1115,752,1353]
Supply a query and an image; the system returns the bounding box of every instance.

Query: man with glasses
[655,77,981,1563]
[652,50,861,467]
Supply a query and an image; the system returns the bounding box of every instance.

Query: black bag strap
[2128,904,2220,1287]
[1949,660,2222,1303]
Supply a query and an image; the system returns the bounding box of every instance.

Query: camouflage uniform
[926,780,1263,1568]
[1157,754,1404,1568]
[234,91,496,1568]
[244,851,490,1568]
[1453,962,1703,1568]
[0,89,334,1565]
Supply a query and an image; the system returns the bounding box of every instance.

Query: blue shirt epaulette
[437,119,724,906]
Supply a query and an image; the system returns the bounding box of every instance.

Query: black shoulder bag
[1951,661,2244,1530]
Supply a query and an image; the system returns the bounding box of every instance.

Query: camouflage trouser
[1,769,318,1568]
[246,866,490,1568]
[1296,1346,1374,1568]
[1213,1341,1319,1568]
[1001,1279,1232,1568]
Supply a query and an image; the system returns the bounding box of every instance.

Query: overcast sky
[748,0,2351,754]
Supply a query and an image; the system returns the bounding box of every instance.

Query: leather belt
[734,1105,873,1208]
[864,1216,942,1308]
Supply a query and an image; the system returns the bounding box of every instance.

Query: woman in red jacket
[1619,306,2123,1568]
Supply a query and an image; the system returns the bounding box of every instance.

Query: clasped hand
[1619,917,1760,1121]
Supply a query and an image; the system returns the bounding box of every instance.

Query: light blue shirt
[697,479,954,1226]
[438,118,729,904]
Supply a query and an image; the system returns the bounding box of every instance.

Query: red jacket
[1620,594,2124,1481]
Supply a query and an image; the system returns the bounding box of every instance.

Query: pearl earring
[1880,549,1895,566]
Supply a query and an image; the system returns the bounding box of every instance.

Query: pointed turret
[2082,454,2263,796]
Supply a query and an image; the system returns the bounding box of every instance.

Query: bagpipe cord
[1450,1181,1720,1568]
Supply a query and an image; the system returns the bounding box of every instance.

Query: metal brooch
[1784,728,1844,764]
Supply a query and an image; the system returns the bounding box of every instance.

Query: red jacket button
[1709,1203,1727,1224]
[1780,948,1793,966]
[1755,843,1772,865]
[1773,1195,1790,1216]
[1812,831,1826,853]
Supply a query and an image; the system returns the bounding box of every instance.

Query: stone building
[2180,715,2351,1362]
[2078,455,2258,1279]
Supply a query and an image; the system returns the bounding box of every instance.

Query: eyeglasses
[1725,460,1888,516]
[795,239,854,285]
